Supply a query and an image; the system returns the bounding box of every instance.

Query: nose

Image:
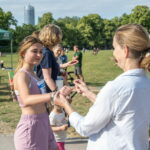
[37,52,42,58]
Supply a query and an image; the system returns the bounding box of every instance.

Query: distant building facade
[24,4,35,25]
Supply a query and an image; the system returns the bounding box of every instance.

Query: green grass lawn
[0,50,123,136]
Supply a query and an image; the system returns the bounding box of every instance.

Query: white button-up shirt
[69,69,150,150]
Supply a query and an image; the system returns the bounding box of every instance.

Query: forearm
[44,77,57,91]
[22,93,51,106]
[60,63,68,68]
[51,126,64,132]
[63,102,75,116]
[85,89,96,103]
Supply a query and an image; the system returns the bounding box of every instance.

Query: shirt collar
[118,68,146,78]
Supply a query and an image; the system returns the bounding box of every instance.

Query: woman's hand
[74,79,96,103]
[54,92,75,116]
[74,79,89,96]
[59,86,73,97]
[54,92,69,108]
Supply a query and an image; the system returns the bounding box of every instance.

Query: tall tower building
[24,4,35,25]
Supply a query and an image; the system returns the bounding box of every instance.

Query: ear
[124,46,129,58]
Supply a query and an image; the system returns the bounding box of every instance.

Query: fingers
[74,80,84,91]
[74,79,85,86]
[60,86,73,96]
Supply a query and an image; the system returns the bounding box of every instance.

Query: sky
[0,0,150,26]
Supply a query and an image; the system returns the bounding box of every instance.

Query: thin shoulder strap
[19,69,32,87]
[20,68,32,78]
[20,68,38,81]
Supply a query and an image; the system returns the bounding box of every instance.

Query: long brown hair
[15,36,43,72]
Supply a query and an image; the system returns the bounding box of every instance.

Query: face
[73,46,78,52]
[23,43,43,65]
[54,48,62,57]
[113,37,126,69]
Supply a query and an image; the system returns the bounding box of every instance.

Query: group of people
[13,23,150,150]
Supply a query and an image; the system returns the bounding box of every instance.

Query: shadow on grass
[0,98,12,102]
[86,82,105,87]
[0,91,10,95]
[0,86,9,90]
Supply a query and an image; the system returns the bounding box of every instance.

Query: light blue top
[69,69,150,150]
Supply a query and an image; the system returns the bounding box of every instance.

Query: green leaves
[38,12,54,29]
[0,8,17,30]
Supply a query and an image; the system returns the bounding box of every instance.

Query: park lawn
[0,50,123,137]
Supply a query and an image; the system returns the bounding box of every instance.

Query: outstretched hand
[74,79,89,96]
[67,60,78,66]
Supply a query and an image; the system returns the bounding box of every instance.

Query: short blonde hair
[114,24,150,71]
[39,24,62,48]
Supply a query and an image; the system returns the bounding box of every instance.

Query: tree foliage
[0,8,17,29]
[1,5,150,50]
[38,12,54,29]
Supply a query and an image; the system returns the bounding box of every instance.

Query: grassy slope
[0,50,122,137]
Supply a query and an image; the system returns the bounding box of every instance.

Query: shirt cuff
[69,112,83,128]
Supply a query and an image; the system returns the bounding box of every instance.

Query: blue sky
[0,0,150,25]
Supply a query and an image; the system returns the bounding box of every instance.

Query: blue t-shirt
[60,55,68,64]
[36,47,60,92]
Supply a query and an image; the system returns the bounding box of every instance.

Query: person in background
[53,45,68,86]
[54,24,150,150]
[72,45,84,81]
[59,49,68,85]
[49,105,68,150]
[36,24,77,93]
[60,50,68,64]
[13,36,59,150]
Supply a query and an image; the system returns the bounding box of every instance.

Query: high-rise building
[24,4,35,25]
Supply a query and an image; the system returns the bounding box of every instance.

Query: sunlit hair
[15,36,43,72]
[39,24,62,48]
[114,24,150,71]
[31,30,40,39]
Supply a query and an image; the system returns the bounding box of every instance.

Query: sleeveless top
[15,69,41,107]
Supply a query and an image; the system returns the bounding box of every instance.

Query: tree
[129,5,150,32]
[120,13,130,25]
[0,7,17,29]
[55,17,82,48]
[14,24,36,45]
[103,19,116,49]
[77,14,104,48]
[37,12,54,29]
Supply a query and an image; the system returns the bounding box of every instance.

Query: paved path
[1,134,150,150]
[0,134,87,150]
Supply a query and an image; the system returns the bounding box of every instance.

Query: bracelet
[51,87,58,92]
[50,91,57,105]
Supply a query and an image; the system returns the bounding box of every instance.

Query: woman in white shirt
[54,24,150,150]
